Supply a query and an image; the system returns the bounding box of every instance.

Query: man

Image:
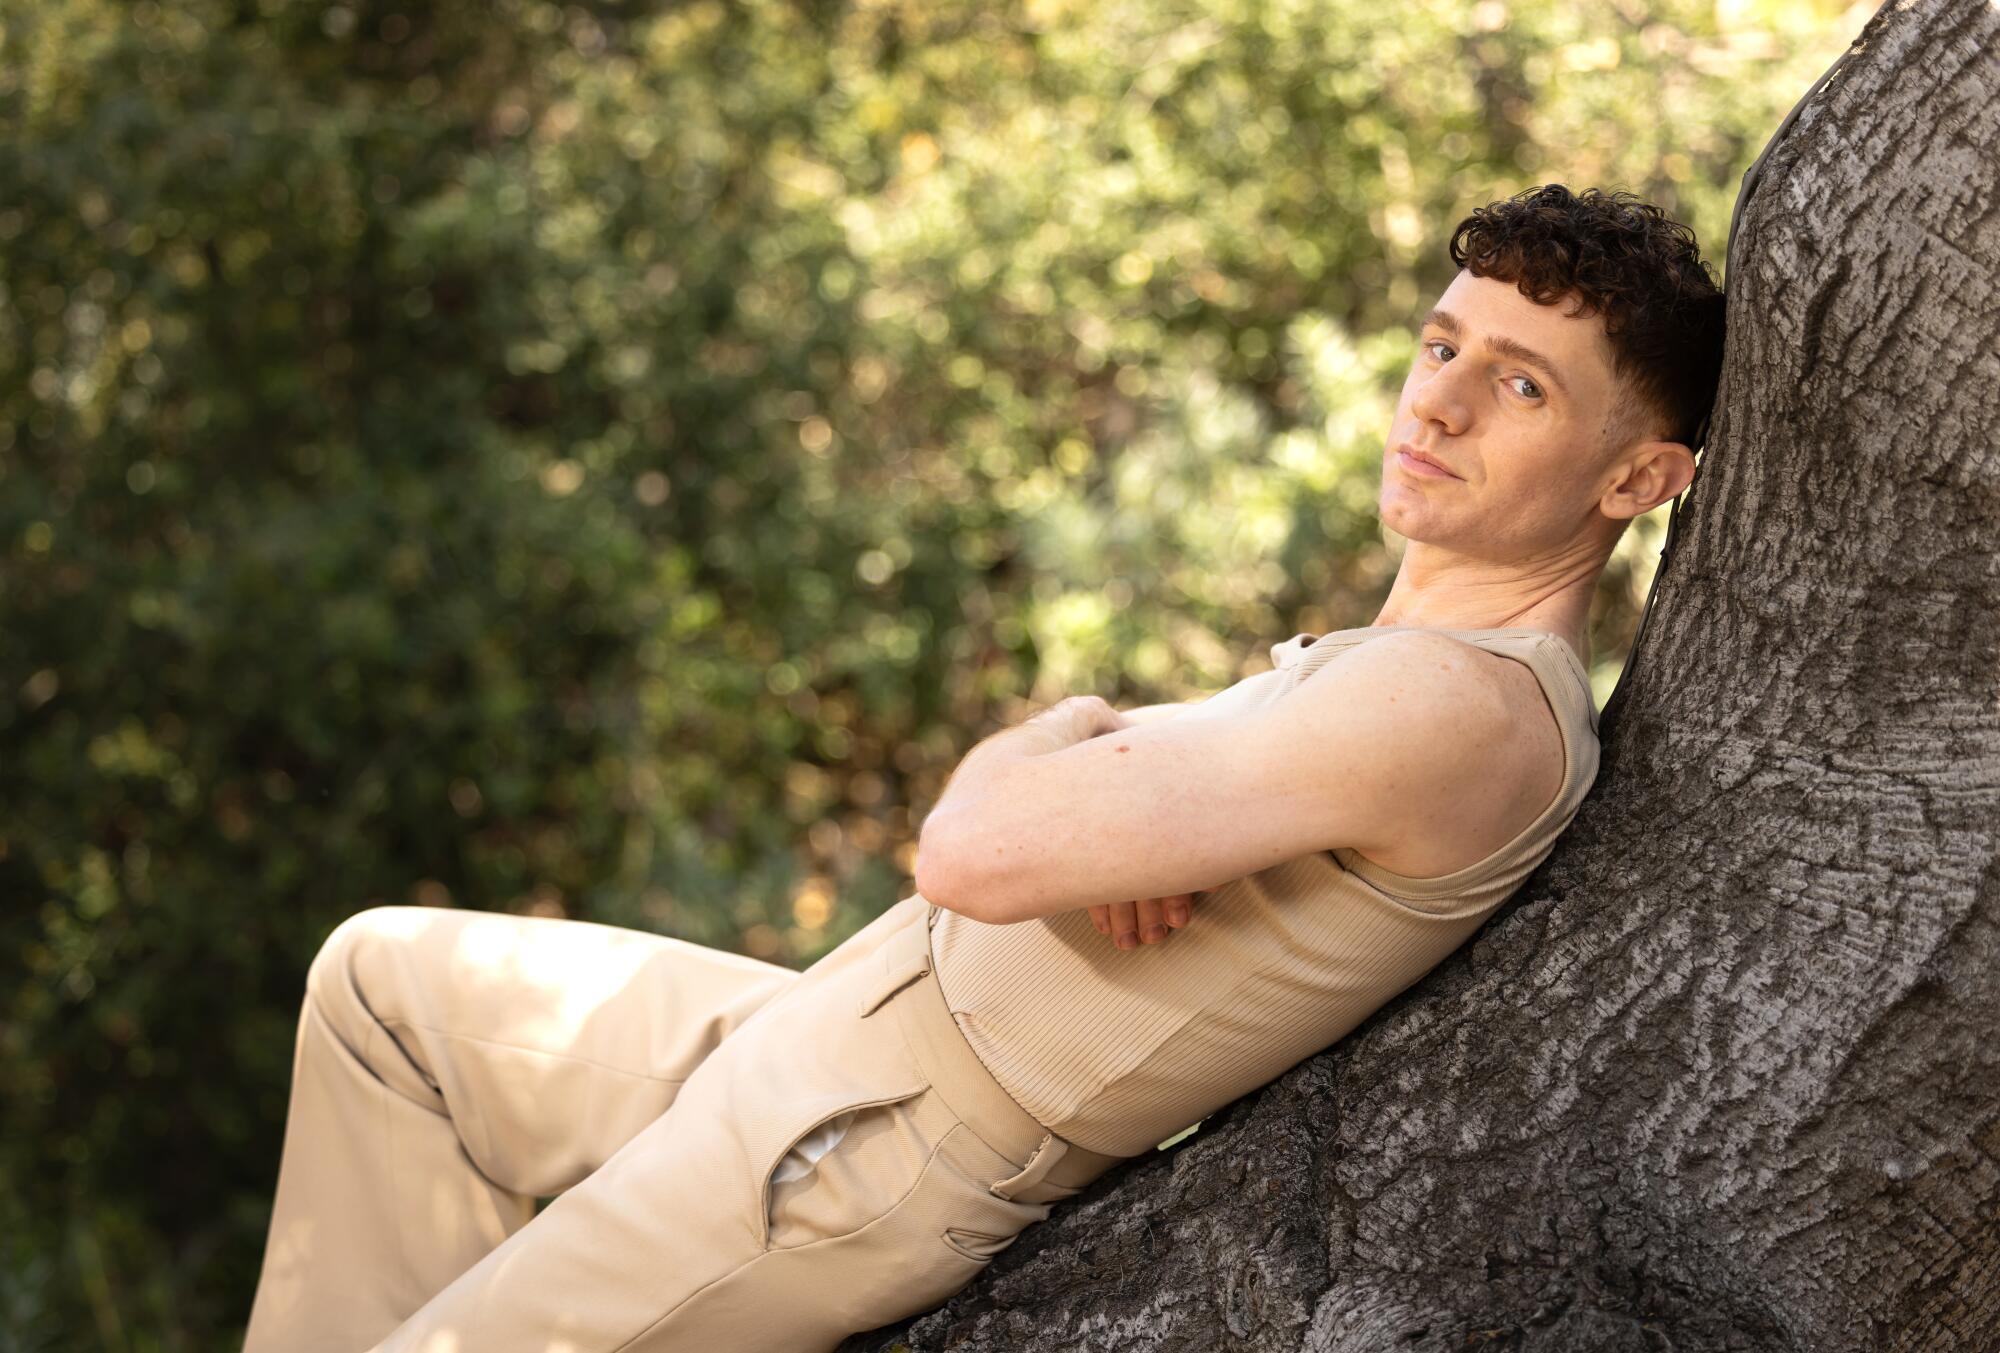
[244,183,1723,1351]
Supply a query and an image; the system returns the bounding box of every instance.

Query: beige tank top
[926,624,1602,1158]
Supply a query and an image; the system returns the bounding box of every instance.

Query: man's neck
[1364,543,1602,668]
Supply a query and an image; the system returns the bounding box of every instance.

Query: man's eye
[1509,376,1543,400]
[1423,340,1452,362]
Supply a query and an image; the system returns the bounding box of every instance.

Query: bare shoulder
[1288,628,1522,727]
[1282,630,1564,876]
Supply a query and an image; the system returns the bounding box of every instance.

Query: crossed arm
[1080,700,1203,946]
[912,630,1527,933]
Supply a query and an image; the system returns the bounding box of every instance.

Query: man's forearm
[929,701,1101,822]
[914,696,1130,911]
[1119,701,1197,725]
[915,696,1197,916]
[929,697,1193,822]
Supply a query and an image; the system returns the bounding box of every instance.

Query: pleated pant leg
[246,894,1123,1353]
[242,900,805,1352]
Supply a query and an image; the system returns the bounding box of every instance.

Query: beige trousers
[243,894,1123,1352]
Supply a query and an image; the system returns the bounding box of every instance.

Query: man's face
[1380,269,1633,560]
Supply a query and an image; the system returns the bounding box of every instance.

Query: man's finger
[1134,896,1170,944]
[1088,904,1111,935]
[1165,892,1195,927]
[1108,899,1138,950]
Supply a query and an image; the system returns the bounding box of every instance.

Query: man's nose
[1408,364,1471,435]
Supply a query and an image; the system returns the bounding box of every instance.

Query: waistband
[854,903,1131,1205]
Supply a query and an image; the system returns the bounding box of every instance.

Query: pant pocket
[761,1085,939,1252]
[727,906,933,1251]
[910,1120,1055,1280]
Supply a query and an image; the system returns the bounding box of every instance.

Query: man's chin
[1376,494,1454,538]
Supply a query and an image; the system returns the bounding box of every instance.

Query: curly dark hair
[1448,184,1725,450]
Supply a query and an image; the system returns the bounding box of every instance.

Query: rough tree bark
[844,2,2000,1348]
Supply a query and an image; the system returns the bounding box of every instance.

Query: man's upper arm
[917,632,1522,924]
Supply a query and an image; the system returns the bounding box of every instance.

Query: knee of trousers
[305,905,413,1009]
[301,906,443,1098]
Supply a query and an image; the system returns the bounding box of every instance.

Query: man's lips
[1394,444,1460,479]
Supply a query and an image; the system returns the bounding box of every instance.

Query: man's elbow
[912,813,1014,924]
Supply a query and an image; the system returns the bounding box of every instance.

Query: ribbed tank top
[926,625,1602,1158]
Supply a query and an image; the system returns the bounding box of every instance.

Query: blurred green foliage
[1,0,1868,1345]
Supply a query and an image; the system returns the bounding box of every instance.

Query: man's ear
[1602,439,1697,520]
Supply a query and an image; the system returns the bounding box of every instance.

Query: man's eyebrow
[1486,333,1570,399]
[1419,307,1570,398]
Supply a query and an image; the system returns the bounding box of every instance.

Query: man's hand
[1024,694,1129,747]
[1089,892,1198,949]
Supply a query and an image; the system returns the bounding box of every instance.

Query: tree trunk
[844,1,2000,1348]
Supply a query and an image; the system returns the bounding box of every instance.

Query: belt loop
[855,914,933,1018]
[989,1133,1069,1202]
